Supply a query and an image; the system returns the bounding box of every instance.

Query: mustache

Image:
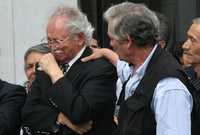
[51,48,62,53]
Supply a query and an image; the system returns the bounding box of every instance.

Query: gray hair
[24,43,50,63]
[50,5,94,46]
[104,2,159,47]
[156,12,170,44]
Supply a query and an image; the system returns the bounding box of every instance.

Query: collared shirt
[66,46,86,72]
[116,45,193,135]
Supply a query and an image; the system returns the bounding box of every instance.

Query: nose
[49,44,61,51]
[182,39,190,51]
[30,65,36,75]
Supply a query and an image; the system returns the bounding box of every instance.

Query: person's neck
[129,47,154,70]
[194,64,200,78]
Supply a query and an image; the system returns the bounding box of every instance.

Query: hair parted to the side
[24,43,50,62]
[24,43,50,70]
[50,5,94,46]
[104,2,159,47]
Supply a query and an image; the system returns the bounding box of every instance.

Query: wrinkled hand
[113,116,118,125]
[39,53,63,83]
[57,112,92,134]
[81,48,119,65]
[81,48,104,62]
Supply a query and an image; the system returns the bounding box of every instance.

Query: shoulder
[152,77,193,113]
[79,58,117,80]
[83,57,116,71]
[0,80,25,94]
[82,47,115,68]
[154,77,192,99]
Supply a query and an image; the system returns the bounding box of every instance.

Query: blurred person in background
[0,79,26,135]
[23,43,50,93]
[156,12,171,49]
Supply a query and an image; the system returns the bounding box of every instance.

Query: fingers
[81,55,94,62]
[79,120,93,131]
[57,113,92,135]
[73,126,87,135]
[67,120,93,134]
[70,125,86,135]
[74,120,93,134]
[59,115,85,134]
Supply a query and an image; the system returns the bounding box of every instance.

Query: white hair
[50,5,94,46]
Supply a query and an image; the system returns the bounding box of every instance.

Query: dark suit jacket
[0,79,26,135]
[22,47,117,135]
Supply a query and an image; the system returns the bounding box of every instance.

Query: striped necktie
[60,64,69,74]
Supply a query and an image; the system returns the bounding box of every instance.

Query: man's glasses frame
[41,36,70,47]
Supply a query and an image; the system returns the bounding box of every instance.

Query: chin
[56,57,69,64]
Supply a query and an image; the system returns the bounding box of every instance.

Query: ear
[126,33,133,49]
[76,32,85,46]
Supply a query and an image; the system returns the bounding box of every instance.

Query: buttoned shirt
[116,45,193,135]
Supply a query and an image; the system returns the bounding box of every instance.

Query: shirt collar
[68,46,86,68]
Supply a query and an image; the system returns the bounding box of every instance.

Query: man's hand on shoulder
[81,48,119,66]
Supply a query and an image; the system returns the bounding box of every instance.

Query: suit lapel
[66,47,92,81]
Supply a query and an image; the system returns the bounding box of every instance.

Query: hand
[81,48,104,62]
[82,48,119,66]
[57,112,93,134]
[39,53,63,83]
[113,116,118,125]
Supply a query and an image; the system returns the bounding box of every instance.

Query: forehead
[188,23,200,38]
[47,16,69,37]
[26,52,43,62]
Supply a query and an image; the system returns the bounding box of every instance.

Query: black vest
[117,46,189,135]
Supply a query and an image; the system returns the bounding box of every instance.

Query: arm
[0,82,26,135]
[81,47,133,83]
[38,53,93,133]
[21,73,59,131]
[46,61,117,124]
[154,78,192,135]
[39,53,116,130]
[81,48,119,66]
[57,113,92,134]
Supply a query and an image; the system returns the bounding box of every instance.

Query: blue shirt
[116,45,193,135]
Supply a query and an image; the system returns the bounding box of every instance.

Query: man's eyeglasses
[41,36,70,47]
